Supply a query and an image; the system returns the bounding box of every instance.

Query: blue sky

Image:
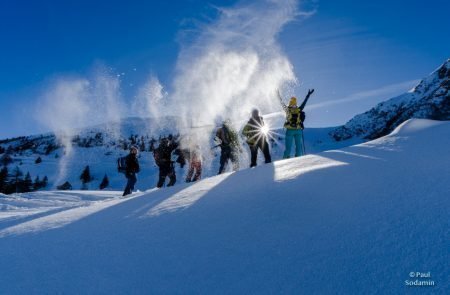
[0,0,449,138]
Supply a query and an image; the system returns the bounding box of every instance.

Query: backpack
[153,147,168,166]
[153,148,161,166]
[300,110,306,129]
[285,107,306,129]
[117,156,127,173]
[222,125,239,148]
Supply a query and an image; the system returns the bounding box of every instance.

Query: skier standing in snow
[153,137,178,188]
[242,108,272,167]
[122,146,140,196]
[278,89,314,158]
[215,120,240,174]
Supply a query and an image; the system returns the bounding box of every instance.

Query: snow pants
[123,173,137,196]
[186,160,202,182]
[283,129,304,158]
[249,139,271,167]
[218,146,239,174]
[157,163,176,188]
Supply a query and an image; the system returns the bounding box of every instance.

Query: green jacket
[242,116,266,145]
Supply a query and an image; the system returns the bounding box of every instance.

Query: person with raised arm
[278,89,314,158]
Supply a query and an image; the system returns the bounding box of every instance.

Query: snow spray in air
[170,0,300,170]
[131,76,169,134]
[35,69,124,187]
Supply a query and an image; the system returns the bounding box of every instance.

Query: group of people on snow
[121,89,314,196]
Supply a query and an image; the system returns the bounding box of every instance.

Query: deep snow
[0,119,448,294]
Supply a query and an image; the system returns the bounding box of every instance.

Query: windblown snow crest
[0,119,449,294]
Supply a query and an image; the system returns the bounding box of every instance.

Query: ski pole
[301,130,306,156]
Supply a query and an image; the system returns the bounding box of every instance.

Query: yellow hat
[289,97,297,106]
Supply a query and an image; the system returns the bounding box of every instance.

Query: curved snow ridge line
[0,195,88,211]
[0,205,78,227]
[273,154,348,181]
[147,154,350,217]
[388,118,447,136]
[352,119,449,151]
[324,150,383,161]
[0,191,120,223]
[0,193,142,238]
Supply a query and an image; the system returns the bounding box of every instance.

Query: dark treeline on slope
[0,165,48,194]
[0,129,185,194]
[0,128,179,155]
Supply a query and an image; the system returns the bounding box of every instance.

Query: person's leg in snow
[283,129,294,158]
[249,144,258,167]
[186,162,195,182]
[167,164,176,187]
[157,164,169,188]
[123,173,137,196]
[193,161,202,181]
[218,148,230,174]
[294,129,303,157]
[260,139,272,163]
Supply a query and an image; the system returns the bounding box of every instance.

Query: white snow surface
[0,119,448,294]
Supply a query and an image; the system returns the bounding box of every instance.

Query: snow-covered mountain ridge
[330,58,450,140]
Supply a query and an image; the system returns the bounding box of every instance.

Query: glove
[308,89,315,96]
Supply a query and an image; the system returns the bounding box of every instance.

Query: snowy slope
[330,58,450,140]
[0,119,448,294]
[0,114,351,192]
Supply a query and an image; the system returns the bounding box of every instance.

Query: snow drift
[0,119,448,294]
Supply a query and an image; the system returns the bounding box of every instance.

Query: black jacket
[126,153,140,174]
[154,142,178,166]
